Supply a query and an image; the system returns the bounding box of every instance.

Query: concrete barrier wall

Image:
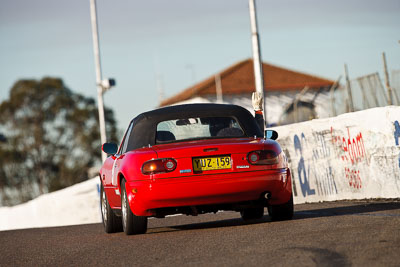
[273,106,400,204]
[0,177,101,231]
[1,106,399,231]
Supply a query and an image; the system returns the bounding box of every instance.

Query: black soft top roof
[126,103,263,150]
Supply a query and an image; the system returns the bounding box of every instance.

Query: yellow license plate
[193,156,231,172]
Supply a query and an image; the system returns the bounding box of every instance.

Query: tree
[0,77,117,205]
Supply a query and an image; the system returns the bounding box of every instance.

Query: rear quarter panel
[102,148,157,209]
[119,148,158,182]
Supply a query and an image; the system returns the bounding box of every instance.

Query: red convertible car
[100,104,293,235]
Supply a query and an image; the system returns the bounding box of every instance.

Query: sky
[0,0,399,135]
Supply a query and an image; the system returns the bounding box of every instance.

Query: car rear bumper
[125,168,292,216]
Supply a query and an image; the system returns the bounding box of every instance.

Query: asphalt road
[1,200,399,267]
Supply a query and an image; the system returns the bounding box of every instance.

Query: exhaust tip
[264,192,272,200]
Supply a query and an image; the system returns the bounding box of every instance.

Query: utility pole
[90,0,115,162]
[344,64,354,112]
[215,73,223,103]
[382,52,393,105]
[248,0,266,127]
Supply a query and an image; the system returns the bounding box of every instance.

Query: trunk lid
[151,137,280,176]
[152,137,264,159]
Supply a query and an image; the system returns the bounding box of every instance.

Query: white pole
[215,73,223,103]
[90,0,107,162]
[248,0,266,127]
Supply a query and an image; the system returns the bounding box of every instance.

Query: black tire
[267,195,294,221]
[121,180,148,235]
[100,184,122,233]
[240,206,264,221]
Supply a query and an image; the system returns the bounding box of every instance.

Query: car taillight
[247,150,279,165]
[164,159,176,171]
[248,152,260,164]
[142,158,177,175]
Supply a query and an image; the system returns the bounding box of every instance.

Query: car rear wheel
[267,195,294,221]
[121,180,148,235]
[100,183,122,233]
[240,206,264,221]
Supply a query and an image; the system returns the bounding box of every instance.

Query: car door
[111,122,134,187]
[103,122,133,187]
[103,122,134,208]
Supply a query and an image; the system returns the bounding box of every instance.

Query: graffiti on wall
[330,127,367,164]
[293,131,338,198]
[294,133,315,197]
[394,121,400,169]
[344,168,362,189]
[330,127,368,189]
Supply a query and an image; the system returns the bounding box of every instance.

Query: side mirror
[102,142,118,155]
[265,130,278,140]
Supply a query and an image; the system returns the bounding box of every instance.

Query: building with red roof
[160,59,337,125]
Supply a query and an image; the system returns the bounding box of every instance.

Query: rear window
[156,116,244,144]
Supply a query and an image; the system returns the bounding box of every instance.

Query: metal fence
[329,70,400,117]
